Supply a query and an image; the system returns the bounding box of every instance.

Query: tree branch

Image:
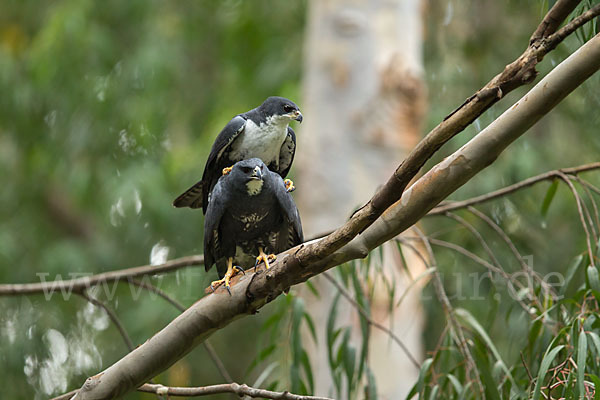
[288,0,598,269]
[0,255,203,295]
[137,382,333,399]
[428,162,600,215]
[51,383,331,400]
[530,0,580,42]
[69,32,600,400]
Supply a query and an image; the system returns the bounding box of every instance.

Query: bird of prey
[204,158,304,293]
[173,96,303,213]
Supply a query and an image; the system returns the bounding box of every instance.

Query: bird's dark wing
[271,173,304,248]
[172,115,246,210]
[277,126,296,178]
[203,180,229,272]
[200,115,247,211]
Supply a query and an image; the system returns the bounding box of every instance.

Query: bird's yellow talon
[208,258,242,295]
[255,247,276,270]
[284,179,295,193]
[222,166,233,176]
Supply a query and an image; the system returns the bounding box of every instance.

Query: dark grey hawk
[204,158,304,293]
[173,96,302,213]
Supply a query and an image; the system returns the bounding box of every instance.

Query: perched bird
[204,158,304,293]
[173,96,302,213]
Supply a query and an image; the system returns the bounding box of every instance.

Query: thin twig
[51,382,332,400]
[444,212,504,271]
[0,255,204,296]
[574,176,600,235]
[466,206,554,299]
[78,291,134,352]
[556,171,595,265]
[129,278,187,312]
[544,3,600,49]
[322,272,420,368]
[137,382,334,399]
[428,163,600,215]
[568,176,599,243]
[400,236,533,313]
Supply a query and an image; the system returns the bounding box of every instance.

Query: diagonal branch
[69,31,600,400]
[290,0,600,268]
[530,0,580,41]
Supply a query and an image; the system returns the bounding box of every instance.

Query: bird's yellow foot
[210,263,244,295]
[222,166,233,176]
[284,179,295,193]
[255,247,277,270]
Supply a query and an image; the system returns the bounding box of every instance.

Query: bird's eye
[283,104,294,113]
[240,166,252,173]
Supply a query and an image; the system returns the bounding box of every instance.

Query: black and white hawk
[173,96,302,213]
[203,158,304,293]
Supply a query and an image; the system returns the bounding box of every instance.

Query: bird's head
[260,96,303,124]
[230,158,266,196]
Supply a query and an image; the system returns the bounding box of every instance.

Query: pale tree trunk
[297,0,427,397]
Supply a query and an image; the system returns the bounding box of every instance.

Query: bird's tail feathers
[172,180,204,209]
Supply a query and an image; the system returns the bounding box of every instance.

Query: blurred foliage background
[0,0,599,399]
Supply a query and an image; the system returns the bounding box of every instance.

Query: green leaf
[246,344,277,375]
[472,336,501,400]
[455,308,515,386]
[290,364,301,394]
[365,366,378,400]
[528,319,544,354]
[532,345,565,400]
[327,293,341,365]
[304,279,320,298]
[560,255,584,297]
[301,349,314,393]
[291,297,305,362]
[326,293,342,395]
[251,361,279,389]
[416,358,433,399]
[303,312,318,344]
[541,179,558,217]
[428,385,439,400]
[351,267,370,381]
[446,374,463,395]
[587,266,600,301]
[587,331,600,357]
[577,331,588,398]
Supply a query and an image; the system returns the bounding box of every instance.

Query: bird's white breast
[230,117,289,167]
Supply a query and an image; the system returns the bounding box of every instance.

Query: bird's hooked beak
[286,109,302,123]
[250,165,263,180]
